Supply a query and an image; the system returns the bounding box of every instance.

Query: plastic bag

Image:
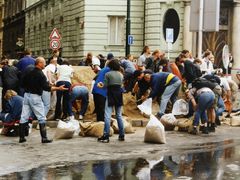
[172,99,189,116]
[144,115,166,144]
[54,120,80,139]
[137,98,152,116]
[231,116,240,126]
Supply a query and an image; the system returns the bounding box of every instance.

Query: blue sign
[128,35,134,45]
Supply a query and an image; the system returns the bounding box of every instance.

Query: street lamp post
[125,0,131,57]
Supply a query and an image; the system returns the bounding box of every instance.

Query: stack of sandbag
[144,115,166,144]
[54,120,80,139]
[111,117,135,134]
[160,114,178,131]
[79,121,114,137]
[230,116,240,126]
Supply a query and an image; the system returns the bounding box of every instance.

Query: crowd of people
[0,46,239,143]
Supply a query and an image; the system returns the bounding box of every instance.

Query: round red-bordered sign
[50,39,61,50]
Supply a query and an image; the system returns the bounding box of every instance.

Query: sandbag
[176,118,193,132]
[160,114,178,131]
[172,99,189,116]
[137,98,152,116]
[54,120,77,139]
[144,115,166,144]
[112,118,135,134]
[231,116,240,126]
[79,121,114,137]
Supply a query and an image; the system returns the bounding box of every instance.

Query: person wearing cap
[105,53,114,67]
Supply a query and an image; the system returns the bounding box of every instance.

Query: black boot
[209,123,216,132]
[19,123,27,143]
[97,134,109,143]
[39,124,52,143]
[202,127,209,134]
[24,122,29,136]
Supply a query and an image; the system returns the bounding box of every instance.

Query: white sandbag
[160,114,178,131]
[137,98,152,116]
[54,120,78,139]
[231,116,240,126]
[172,99,189,116]
[112,118,135,134]
[144,115,166,144]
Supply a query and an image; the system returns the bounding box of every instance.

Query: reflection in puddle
[1,143,240,180]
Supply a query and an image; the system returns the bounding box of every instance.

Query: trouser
[159,80,181,116]
[193,91,215,126]
[93,93,106,121]
[216,96,225,117]
[103,98,124,137]
[55,81,71,119]
[69,86,89,116]
[20,93,46,124]
[42,90,51,116]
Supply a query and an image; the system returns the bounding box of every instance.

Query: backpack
[192,77,222,96]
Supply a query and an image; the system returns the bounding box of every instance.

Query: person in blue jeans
[97,59,125,143]
[69,84,89,120]
[187,87,215,135]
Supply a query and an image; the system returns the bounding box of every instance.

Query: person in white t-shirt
[54,60,74,120]
[200,51,214,75]
[220,76,232,118]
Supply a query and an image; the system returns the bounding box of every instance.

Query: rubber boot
[19,123,27,143]
[39,123,52,143]
[24,122,29,136]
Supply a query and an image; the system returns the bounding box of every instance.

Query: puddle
[0,143,240,179]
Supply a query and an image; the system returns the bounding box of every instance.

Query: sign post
[49,28,61,50]
[166,28,174,60]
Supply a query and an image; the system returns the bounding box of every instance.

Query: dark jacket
[2,65,20,90]
[183,60,201,84]
[145,57,161,73]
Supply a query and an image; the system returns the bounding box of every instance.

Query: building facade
[24,0,240,67]
[0,0,4,58]
[3,0,26,59]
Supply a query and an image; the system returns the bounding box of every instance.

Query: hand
[58,85,68,91]
[97,82,104,88]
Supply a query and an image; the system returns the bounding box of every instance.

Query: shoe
[79,115,83,120]
[189,127,198,135]
[225,114,232,118]
[39,124,52,143]
[97,135,109,143]
[68,115,74,121]
[118,135,125,141]
[215,117,221,126]
[19,123,27,143]
[199,126,204,132]
[155,113,163,120]
[202,127,209,134]
[208,125,215,132]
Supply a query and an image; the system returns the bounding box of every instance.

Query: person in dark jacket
[142,72,181,118]
[0,90,23,123]
[145,49,162,73]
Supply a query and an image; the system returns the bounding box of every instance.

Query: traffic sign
[49,28,61,40]
[128,35,134,45]
[166,28,174,43]
[50,39,61,50]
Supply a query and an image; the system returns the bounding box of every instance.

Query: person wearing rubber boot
[19,57,68,143]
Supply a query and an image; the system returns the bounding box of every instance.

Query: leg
[62,82,71,117]
[41,90,51,117]
[55,82,63,119]
[159,80,181,116]
[79,87,89,116]
[115,106,125,139]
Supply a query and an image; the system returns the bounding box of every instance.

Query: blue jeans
[42,90,51,116]
[216,96,225,117]
[55,81,71,118]
[159,80,181,116]
[70,86,89,116]
[193,91,215,126]
[20,93,46,124]
[103,98,124,137]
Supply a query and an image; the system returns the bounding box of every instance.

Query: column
[232,1,240,68]
[183,0,193,52]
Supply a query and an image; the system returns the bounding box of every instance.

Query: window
[108,16,125,45]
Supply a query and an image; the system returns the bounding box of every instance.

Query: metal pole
[197,0,204,59]
[125,0,131,57]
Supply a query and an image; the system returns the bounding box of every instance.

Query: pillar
[183,0,193,53]
[232,1,240,68]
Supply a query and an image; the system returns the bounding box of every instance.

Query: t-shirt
[104,71,123,87]
[43,64,59,82]
[200,58,214,75]
[57,65,73,83]
[220,77,230,91]
[120,59,136,74]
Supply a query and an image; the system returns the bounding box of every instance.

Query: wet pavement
[1,142,239,179]
[0,126,240,179]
